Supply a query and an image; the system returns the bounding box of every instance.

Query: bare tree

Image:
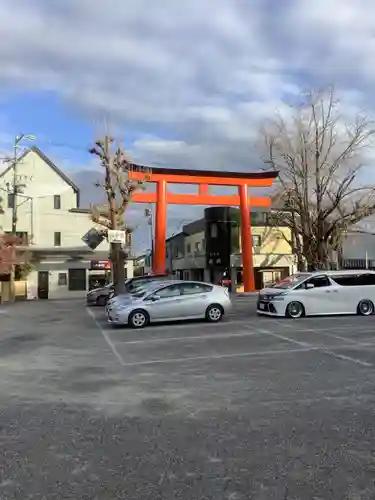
[89,136,149,294]
[261,87,375,271]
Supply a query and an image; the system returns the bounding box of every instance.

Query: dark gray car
[86,274,169,306]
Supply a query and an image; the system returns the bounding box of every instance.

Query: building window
[54,232,61,246]
[195,242,201,253]
[252,235,261,248]
[68,268,86,291]
[186,243,191,254]
[7,193,14,208]
[54,195,61,209]
[210,223,218,238]
[58,272,67,286]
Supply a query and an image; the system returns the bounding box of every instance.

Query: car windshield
[272,273,311,289]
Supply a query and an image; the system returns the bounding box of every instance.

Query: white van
[257,270,375,318]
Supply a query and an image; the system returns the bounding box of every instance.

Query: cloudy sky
[0,0,374,251]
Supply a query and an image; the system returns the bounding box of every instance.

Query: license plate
[258,303,265,310]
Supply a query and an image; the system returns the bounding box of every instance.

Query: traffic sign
[108,230,126,244]
[81,228,105,250]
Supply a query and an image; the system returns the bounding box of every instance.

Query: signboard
[82,228,105,250]
[108,230,126,244]
[90,260,111,271]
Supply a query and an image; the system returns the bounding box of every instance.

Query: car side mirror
[151,295,161,302]
[306,283,314,289]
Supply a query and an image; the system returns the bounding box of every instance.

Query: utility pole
[5,134,35,302]
[8,134,36,236]
[11,138,18,235]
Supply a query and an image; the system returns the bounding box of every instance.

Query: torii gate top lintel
[128,165,278,293]
[129,165,278,186]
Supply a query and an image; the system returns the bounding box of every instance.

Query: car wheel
[206,304,223,323]
[357,299,374,316]
[128,309,149,329]
[285,301,305,319]
[96,295,107,307]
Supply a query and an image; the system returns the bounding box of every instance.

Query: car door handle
[325,290,331,293]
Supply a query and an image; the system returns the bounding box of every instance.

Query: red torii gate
[129,167,278,292]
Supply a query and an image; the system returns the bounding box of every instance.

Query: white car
[107,280,232,328]
[257,270,375,318]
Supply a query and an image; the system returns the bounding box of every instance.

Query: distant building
[339,229,375,269]
[164,207,297,290]
[0,146,133,299]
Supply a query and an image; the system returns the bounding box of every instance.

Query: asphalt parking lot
[1,298,375,499]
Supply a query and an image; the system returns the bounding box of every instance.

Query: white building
[0,146,133,298]
[339,229,375,268]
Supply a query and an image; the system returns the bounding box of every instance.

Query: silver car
[106,280,174,313]
[86,274,169,306]
[107,280,232,328]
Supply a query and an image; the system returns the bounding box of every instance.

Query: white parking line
[106,346,318,367]
[88,306,375,368]
[112,330,263,345]
[90,316,254,332]
[301,328,362,345]
[254,327,373,368]
[87,307,126,367]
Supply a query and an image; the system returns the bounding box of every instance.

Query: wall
[28,259,134,299]
[32,208,110,251]
[239,226,293,263]
[172,255,206,271]
[0,150,110,253]
[166,233,185,272]
[169,225,295,274]
[0,149,77,232]
[2,202,110,252]
[340,232,375,260]
[184,231,205,257]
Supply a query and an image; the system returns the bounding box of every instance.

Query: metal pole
[30,197,34,243]
[11,139,18,235]
[149,205,154,270]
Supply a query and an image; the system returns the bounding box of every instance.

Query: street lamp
[144,206,153,269]
[15,134,36,146]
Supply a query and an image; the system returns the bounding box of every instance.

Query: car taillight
[224,288,229,296]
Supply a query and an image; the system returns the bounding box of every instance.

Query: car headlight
[269,293,287,301]
[117,304,132,310]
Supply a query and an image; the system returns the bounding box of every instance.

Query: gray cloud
[2,0,375,250]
